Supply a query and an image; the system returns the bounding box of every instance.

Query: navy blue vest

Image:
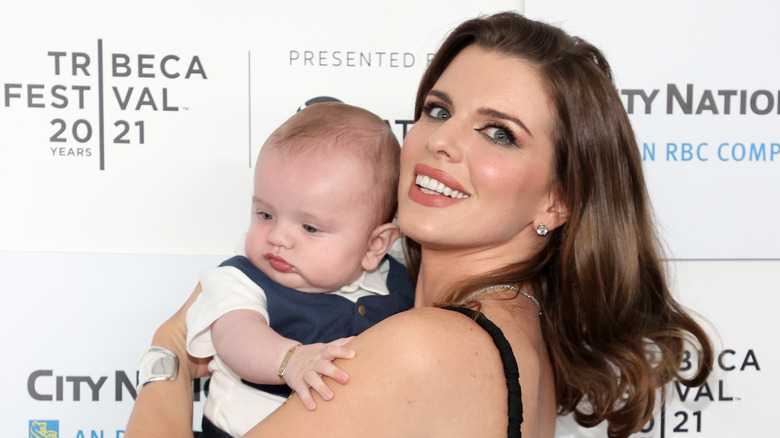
[218,255,415,397]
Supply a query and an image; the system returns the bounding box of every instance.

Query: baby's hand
[281,337,355,410]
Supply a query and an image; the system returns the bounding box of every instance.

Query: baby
[185,102,415,437]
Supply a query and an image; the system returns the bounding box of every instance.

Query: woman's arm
[125,284,209,438]
[126,296,511,437]
[244,307,510,437]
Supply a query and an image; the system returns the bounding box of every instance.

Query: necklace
[460,284,542,316]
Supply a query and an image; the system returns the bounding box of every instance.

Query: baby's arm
[210,309,355,410]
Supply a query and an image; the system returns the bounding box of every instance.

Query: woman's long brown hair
[404,12,713,437]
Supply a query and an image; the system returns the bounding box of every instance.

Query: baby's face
[244,145,379,293]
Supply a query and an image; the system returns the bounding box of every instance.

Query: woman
[126,12,712,438]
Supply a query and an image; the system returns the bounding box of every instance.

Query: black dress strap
[442,306,523,438]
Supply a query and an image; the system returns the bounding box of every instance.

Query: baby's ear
[361,223,401,271]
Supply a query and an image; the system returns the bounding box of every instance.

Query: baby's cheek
[243,234,265,261]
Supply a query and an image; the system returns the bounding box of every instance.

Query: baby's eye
[257,211,273,220]
[302,224,319,234]
[426,104,451,121]
[481,125,518,147]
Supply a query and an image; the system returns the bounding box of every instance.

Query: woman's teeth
[415,175,469,199]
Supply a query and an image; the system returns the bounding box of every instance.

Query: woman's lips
[408,163,470,207]
[414,164,468,193]
[265,253,295,273]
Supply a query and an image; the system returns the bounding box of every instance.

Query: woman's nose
[425,119,464,162]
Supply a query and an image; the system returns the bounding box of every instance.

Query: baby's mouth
[265,253,295,273]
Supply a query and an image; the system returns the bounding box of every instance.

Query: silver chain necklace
[460,284,542,316]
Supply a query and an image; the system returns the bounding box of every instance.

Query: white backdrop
[1,0,775,436]
[525,1,777,436]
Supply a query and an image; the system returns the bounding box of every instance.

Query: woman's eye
[257,211,272,220]
[426,104,451,120]
[302,224,318,234]
[481,125,517,147]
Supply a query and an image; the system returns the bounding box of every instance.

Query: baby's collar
[337,259,390,296]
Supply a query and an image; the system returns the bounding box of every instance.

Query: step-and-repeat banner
[1,0,774,436]
[526,1,777,437]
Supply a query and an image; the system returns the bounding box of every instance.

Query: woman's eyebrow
[478,107,533,138]
[427,89,533,138]
[427,89,452,106]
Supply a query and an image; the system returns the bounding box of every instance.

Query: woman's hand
[124,284,210,438]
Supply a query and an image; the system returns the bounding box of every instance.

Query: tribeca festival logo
[3,39,207,169]
[631,347,760,437]
[29,420,58,438]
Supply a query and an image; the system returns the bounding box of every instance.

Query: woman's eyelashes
[478,123,519,148]
[423,100,521,148]
[423,102,451,120]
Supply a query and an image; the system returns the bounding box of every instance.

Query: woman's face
[398,45,562,264]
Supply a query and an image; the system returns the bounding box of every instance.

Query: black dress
[443,306,524,438]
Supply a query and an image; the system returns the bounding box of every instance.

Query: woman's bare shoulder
[370,306,496,350]
[351,306,509,394]
[248,307,509,437]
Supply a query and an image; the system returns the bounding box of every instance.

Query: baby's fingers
[322,343,356,361]
[315,360,350,385]
[304,370,335,402]
[329,336,355,347]
[292,384,317,411]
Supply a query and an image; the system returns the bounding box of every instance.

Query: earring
[536,224,548,236]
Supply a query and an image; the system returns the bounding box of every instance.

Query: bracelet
[277,343,302,384]
[137,346,179,391]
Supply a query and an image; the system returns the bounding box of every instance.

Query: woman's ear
[361,223,401,271]
[536,187,569,232]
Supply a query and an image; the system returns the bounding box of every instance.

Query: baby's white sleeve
[185,265,270,358]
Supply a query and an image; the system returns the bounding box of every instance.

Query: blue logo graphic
[29,420,59,438]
